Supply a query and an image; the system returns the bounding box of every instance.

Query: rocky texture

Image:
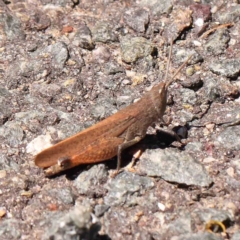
[104,171,155,207]
[120,36,154,63]
[139,149,212,187]
[0,0,240,239]
[123,7,149,33]
[209,58,240,78]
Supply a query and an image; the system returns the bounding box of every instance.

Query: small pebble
[67,106,73,112]
[186,66,195,76]
[195,18,204,27]
[0,170,6,178]
[157,202,166,211]
[226,167,234,177]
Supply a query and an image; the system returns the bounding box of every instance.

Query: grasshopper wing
[35,115,137,168]
[44,136,125,176]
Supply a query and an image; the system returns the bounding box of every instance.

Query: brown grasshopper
[35,44,192,176]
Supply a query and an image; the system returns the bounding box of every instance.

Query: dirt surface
[1,0,240,239]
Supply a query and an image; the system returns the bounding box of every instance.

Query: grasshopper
[35,43,192,176]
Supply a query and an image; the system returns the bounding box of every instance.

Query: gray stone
[0,10,25,41]
[179,88,197,105]
[120,36,153,63]
[46,42,69,69]
[104,61,124,75]
[104,171,154,206]
[232,231,240,240]
[178,110,195,124]
[53,116,85,140]
[204,29,230,56]
[0,122,24,148]
[116,95,132,107]
[26,10,51,31]
[14,109,47,128]
[94,204,110,217]
[43,203,101,240]
[185,141,203,152]
[0,154,20,171]
[174,48,203,65]
[74,164,108,196]
[0,88,12,125]
[217,5,240,23]
[104,207,152,239]
[209,58,240,78]
[166,213,193,236]
[72,24,95,50]
[203,77,223,102]
[30,83,62,99]
[139,149,213,187]
[0,87,11,97]
[181,75,203,90]
[139,0,172,17]
[123,8,149,33]
[0,219,29,240]
[215,125,240,151]
[48,187,75,204]
[172,232,223,240]
[6,59,46,89]
[91,98,117,120]
[91,22,118,43]
[193,208,234,223]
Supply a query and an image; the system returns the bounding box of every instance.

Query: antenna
[164,39,173,83]
[166,54,193,88]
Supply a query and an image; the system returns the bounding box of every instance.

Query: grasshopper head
[149,82,168,118]
[158,82,168,117]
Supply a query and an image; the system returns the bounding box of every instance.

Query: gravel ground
[0,0,240,239]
